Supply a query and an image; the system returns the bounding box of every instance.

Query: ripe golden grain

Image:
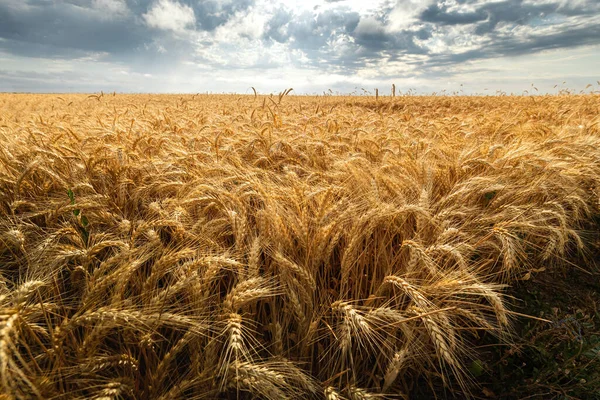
[0,92,599,398]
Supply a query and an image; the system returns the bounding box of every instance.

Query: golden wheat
[0,92,599,398]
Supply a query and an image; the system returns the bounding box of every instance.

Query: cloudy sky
[1,0,599,94]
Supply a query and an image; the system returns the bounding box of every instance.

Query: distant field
[1,93,599,399]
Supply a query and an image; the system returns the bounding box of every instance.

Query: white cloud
[214,7,268,42]
[354,16,385,37]
[1,0,36,12]
[92,0,129,17]
[143,0,196,33]
[272,0,385,14]
[387,0,436,32]
[1,0,599,94]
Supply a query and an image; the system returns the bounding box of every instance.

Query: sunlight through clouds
[0,0,598,93]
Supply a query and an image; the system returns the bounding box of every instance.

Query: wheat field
[0,92,599,399]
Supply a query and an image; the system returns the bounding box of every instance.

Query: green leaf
[469,359,485,377]
[483,190,497,205]
[80,227,89,246]
[81,215,89,227]
[73,209,80,216]
[67,189,75,204]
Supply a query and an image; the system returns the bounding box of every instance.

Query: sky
[0,0,599,94]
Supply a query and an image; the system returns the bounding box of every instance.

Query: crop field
[0,92,599,399]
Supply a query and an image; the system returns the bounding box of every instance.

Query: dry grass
[0,92,599,399]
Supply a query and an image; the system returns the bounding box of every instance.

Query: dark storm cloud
[263,6,294,43]
[416,0,600,68]
[274,9,424,72]
[262,6,369,70]
[263,0,600,75]
[485,23,600,58]
[262,7,426,68]
[350,0,600,70]
[427,22,600,70]
[264,8,360,49]
[434,0,600,36]
[420,4,487,25]
[188,0,254,31]
[419,0,600,30]
[0,0,253,61]
[351,16,429,57]
[473,1,562,35]
[121,0,255,32]
[0,1,147,58]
